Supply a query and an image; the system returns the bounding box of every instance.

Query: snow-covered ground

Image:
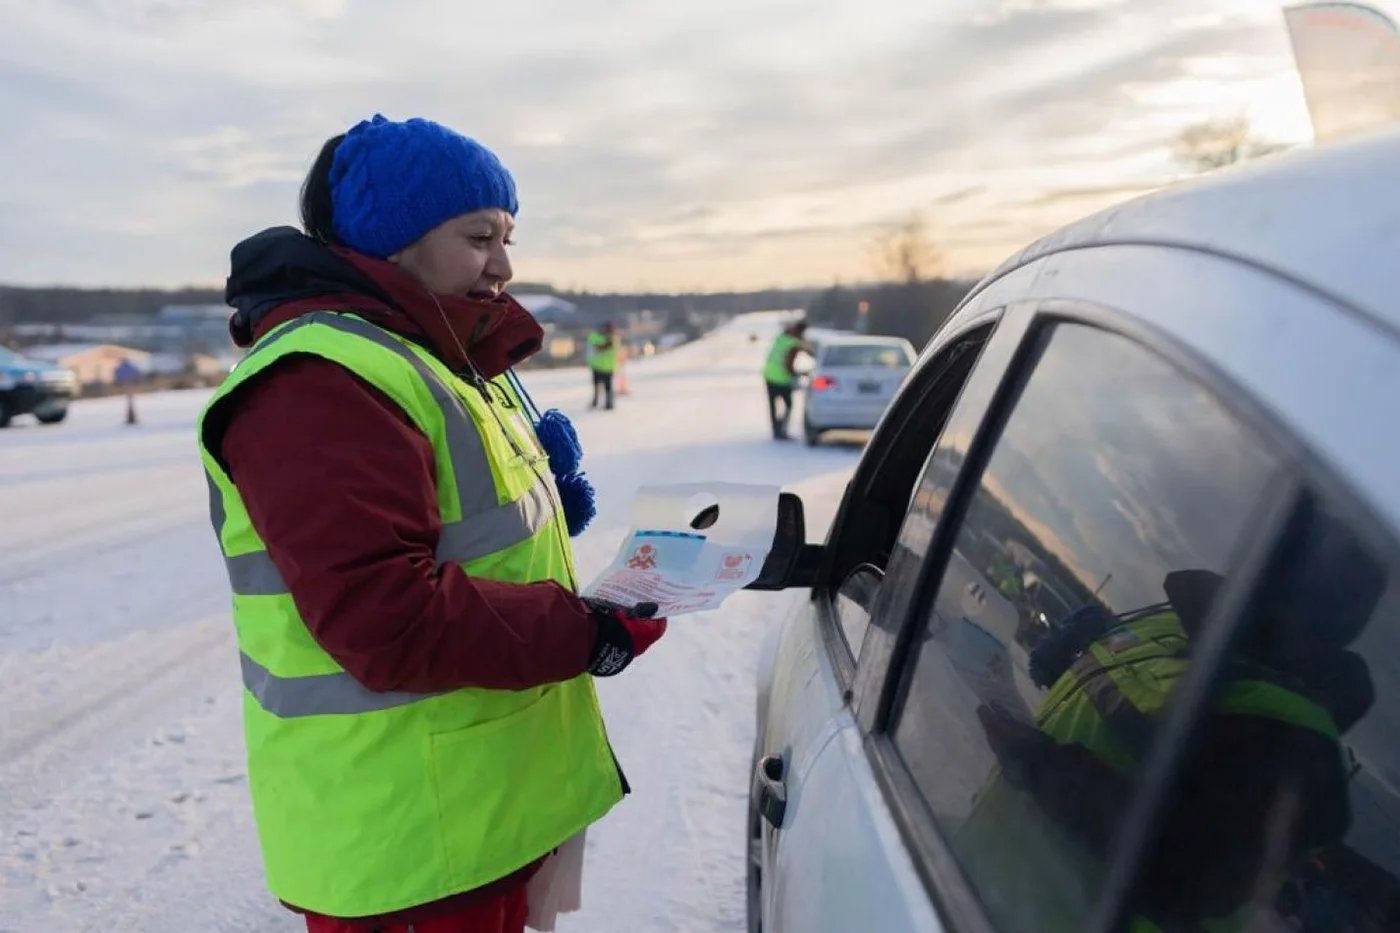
[0,313,862,932]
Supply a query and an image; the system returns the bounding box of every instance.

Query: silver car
[746,130,1400,933]
[802,335,915,446]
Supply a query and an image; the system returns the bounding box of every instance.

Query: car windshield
[821,343,911,368]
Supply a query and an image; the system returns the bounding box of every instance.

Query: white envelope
[583,483,780,616]
[526,830,587,932]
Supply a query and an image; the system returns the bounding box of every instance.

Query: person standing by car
[587,320,619,409]
[762,320,812,440]
[196,114,668,933]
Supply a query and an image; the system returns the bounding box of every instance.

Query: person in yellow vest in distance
[762,320,814,440]
[197,114,668,933]
[587,320,620,410]
[955,565,1373,933]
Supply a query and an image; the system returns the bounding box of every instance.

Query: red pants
[303,887,529,933]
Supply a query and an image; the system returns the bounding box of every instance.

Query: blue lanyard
[505,368,544,425]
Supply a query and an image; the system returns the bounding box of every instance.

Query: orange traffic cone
[616,347,630,396]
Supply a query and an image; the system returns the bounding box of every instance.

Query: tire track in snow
[0,510,205,588]
[0,617,285,932]
[0,618,235,813]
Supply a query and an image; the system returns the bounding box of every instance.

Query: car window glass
[822,344,912,368]
[890,323,1279,933]
[1152,502,1400,933]
[835,564,882,661]
[821,328,989,586]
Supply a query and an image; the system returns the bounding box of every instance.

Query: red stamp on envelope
[627,544,659,571]
[715,552,752,581]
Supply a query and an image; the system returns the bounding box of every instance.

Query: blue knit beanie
[329,114,519,259]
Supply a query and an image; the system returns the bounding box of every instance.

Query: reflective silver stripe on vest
[206,312,553,598]
[208,471,291,595]
[206,469,227,538]
[224,551,291,596]
[435,476,555,565]
[1073,657,1159,763]
[241,652,442,718]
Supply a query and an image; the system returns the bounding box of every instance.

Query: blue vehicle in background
[0,345,78,428]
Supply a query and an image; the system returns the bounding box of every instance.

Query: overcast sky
[0,0,1313,292]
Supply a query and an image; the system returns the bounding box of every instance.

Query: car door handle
[757,754,787,829]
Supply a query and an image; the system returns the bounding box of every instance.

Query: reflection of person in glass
[959,559,1379,932]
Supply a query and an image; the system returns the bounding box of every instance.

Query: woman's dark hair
[300,133,346,245]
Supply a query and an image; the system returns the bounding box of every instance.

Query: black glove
[584,599,668,676]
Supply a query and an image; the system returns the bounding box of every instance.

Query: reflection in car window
[891,324,1279,932]
[1169,502,1400,933]
[821,344,912,368]
[834,564,882,661]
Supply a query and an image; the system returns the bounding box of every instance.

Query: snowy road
[0,316,861,932]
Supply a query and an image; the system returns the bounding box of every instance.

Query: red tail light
[811,375,836,391]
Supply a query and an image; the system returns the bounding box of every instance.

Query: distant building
[190,352,239,379]
[12,304,234,358]
[514,294,581,327]
[24,343,152,386]
[155,304,235,355]
[147,352,190,376]
[157,304,229,324]
[544,335,578,362]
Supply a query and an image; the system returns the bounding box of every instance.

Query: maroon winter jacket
[204,227,604,929]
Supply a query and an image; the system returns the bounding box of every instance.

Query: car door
[834,277,1400,933]
[875,314,1301,930]
[755,312,1019,933]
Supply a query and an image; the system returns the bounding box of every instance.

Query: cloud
[0,0,1309,290]
[1014,182,1165,208]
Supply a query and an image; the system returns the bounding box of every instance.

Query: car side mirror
[745,492,823,591]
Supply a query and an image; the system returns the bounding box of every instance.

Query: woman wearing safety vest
[198,114,668,933]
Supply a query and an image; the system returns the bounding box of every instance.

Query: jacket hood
[224,226,544,379]
[226,226,390,343]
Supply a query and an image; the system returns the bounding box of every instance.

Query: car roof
[941,128,1400,534]
[977,127,1400,338]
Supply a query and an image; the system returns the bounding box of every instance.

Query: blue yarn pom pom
[555,471,597,537]
[529,407,592,535]
[535,409,583,475]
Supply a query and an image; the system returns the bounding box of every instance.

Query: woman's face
[391,208,514,299]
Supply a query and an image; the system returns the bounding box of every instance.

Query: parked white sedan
[801,335,916,446]
[746,128,1400,933]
